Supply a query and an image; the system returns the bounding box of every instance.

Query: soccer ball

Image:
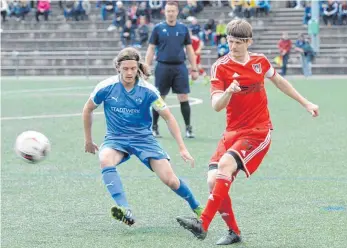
[15,131,51,163]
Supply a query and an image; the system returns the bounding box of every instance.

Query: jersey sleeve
[90,84,109,106]
[145,81,168,111]
[262,56,276,78]
[149,25,159,45]
[184,26,192,45]
[210,61,225,97]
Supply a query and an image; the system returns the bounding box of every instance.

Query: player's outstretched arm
[158,108,195,167]
[82,98,99,154]
[270,73,319,117]
[212,80,241,112]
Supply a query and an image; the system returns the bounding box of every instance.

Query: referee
[145,1,199,139]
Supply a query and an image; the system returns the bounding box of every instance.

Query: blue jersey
[149,21,191,64]
[90,75,167,138]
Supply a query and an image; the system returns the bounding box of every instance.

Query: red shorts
[209,128,271,178]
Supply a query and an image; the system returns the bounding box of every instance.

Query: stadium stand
[1,1,346,76]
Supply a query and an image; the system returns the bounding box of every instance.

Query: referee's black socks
[180,101,191,127]
[152,108,160,127]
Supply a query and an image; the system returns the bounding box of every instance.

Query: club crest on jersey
[252,63,262,74]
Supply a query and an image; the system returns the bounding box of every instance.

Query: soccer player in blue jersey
[82,47,203,226]
[145,1,199,139]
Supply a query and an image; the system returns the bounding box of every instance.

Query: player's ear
[247,39,253,47]
[115,64,120,73]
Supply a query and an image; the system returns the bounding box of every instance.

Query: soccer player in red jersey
[177,19,319,245]
[189,30,209,85]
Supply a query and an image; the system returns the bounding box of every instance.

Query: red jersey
[191,35,200,52]
[210,53,276,131]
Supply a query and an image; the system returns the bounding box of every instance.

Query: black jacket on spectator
[136,7,151,23]
[138,24,149,44]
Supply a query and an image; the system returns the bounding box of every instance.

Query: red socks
[200,175,232,231]
[219,195,240,235]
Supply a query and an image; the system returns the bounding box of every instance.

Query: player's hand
[191,71,199,81]
[226,80,241,93]
[180,148,195,168]
[304,102,319,117]
[85,141,99,154]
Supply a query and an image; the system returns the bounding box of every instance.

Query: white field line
[1,97,203,121]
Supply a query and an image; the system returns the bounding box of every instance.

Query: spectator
[128,1,138,26]
[75,0,90,21]
[278,32,292,76]
[338,0,347,25]
[302,37,315,77]
[180,1,192,19]
[243,0,256,19]
[63,0,76,21]
[257,0,270,16]
[149,0,163,19]
[189,17,201,36]
[228,0,244,18]
[217,36,229,58]
[121,19,136,47]
[97,0,115,21]
[201,18,216,46]
[295,34,310,77]
[108,0,126,31]
[1,0,9,22]
[303,1,311,25]
[36,0,50,22]
[322,0,338,26]
[136,1,151,24]
[215,19,226,45]
[137,15,149,47]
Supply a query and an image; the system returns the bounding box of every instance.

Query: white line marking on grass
[1,97,203,121]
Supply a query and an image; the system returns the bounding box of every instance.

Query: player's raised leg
[150,158,203,217]
[99,147,135,226]
[207,167,241,245]
[176,152,239,239]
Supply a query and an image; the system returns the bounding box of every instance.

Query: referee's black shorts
[154,62,190,95]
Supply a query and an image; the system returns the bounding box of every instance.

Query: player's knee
[177,94,189,102]
[218,156,238,175]
[99,149,122,169]
[163,173,179,189]
[207,176,216,192]
[99,156,114,169]
[207,170,217,191]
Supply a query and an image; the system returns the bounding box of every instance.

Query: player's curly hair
[113,47,151,79]
[226,19,253,42]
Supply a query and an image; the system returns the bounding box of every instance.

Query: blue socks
[172,179,200,210]
[101,166,129,208]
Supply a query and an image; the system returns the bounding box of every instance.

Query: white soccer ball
[15,131,51,163]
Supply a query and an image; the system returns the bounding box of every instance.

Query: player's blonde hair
[226,19,253,42]
[113,47,151,79]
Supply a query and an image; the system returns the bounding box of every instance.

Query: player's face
[165,5,178,23]
[227,37,251,57]
[119,60,138,85]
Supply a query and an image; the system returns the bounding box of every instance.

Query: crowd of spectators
[287,0,347,26]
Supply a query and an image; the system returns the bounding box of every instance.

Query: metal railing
[1,49,215,77]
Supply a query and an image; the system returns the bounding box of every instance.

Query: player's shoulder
[154,22,166,29]
[212,55,232,69]
[138,78,159,95]
[249,52,270,61]
[94,75,120,91]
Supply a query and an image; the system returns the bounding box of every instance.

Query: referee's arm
[186,44,198,71]
[145,44,156,67]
